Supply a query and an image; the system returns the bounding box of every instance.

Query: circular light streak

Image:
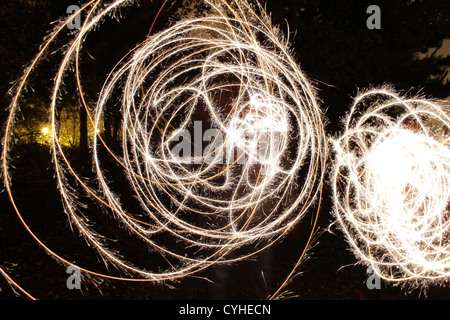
[331,88,450,289]
[2,0,327,298]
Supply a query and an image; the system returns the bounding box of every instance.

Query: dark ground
[1,145,449,301]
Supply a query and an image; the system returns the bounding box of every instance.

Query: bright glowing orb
[41,127,50,135]
[331,88,450,289]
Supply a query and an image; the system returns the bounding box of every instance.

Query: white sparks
[2,0,326,293]
[331,88,450,289]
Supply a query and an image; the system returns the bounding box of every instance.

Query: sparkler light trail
[330,88,450,289]
[2,0,327,298]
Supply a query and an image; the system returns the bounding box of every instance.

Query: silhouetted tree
[2,0,449,140]
[265,0,450,131]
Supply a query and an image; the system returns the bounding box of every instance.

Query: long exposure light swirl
[2,0,327,297]
[331,88,450,288]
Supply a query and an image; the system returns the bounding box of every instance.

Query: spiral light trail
[331,88,450,288]
[2,0,326,298]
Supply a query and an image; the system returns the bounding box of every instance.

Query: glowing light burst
[2,0,327,297]
[331,88,450,288]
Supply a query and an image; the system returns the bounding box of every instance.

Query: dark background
[0,0,449,300]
